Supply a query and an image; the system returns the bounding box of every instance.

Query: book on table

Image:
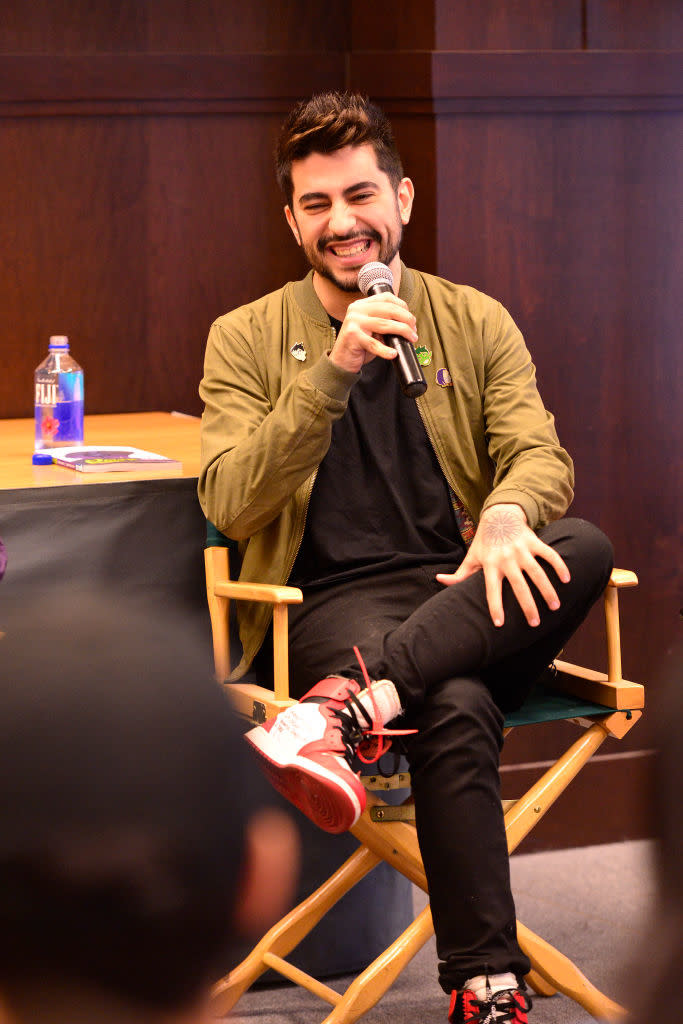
[41,445,182,473]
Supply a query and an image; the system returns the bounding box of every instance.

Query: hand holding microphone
[357,262,427,398]
[328,262,427,398]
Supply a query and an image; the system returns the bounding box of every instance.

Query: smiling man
[199,92,613,1024]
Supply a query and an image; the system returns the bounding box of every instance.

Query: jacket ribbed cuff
[305,351,359,404]
[481,490,541,531]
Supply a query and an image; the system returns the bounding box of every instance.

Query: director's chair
[204,524,644,1022]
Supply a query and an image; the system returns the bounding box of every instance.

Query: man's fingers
[522,554,561,612]
[436,557,480,587]
[349,295,417,334]
[484,569,505,628]
[436,568,465,586]
[359,292,409,311]
[369,334,398,359]
[536,541,571,585]
[506,566,541,627]
[365,315,418,346]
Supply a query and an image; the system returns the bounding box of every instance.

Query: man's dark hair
[275,91,404,208]
[0,589,272,1015]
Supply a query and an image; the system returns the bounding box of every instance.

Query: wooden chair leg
[525,968,557,997]
[517,920,627,1021]
[320,905,435,1024]
[504,723,608,853]
[211,844,380,1016]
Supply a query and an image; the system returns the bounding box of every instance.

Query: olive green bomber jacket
[198,265,574,678]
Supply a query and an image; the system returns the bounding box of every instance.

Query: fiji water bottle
[34,336,84,449]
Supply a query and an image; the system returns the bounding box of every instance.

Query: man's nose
[328,201,356,237]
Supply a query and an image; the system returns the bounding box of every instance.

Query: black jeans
[277,518,614,991]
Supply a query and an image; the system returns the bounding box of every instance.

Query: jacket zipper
[283,467,317,585]
[415,398,475,542]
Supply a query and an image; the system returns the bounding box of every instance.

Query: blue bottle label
[35,371,84,447]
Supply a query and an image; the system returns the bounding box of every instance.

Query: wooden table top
[0,411,201,490]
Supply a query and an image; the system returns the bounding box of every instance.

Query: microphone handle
[366,281,427,398]
[385,335,428,398]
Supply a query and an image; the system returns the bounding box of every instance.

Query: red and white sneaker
[449,979,531,1023]
[245,674,403,833]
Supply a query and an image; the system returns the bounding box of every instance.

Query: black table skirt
[0,478,414,980]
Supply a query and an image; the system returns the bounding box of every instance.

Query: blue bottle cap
[32,451,53,465]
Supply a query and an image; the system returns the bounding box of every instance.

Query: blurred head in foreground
[0,590,298,1024]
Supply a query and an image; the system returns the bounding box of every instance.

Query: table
[0,411,207,598]
[0,411,201,489]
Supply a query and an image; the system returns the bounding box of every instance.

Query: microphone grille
[357,261,394,296]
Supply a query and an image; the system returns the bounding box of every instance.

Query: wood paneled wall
[2,0,680,847]
[1,0,348,418]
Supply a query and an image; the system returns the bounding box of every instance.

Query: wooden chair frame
[205,544,643,1023]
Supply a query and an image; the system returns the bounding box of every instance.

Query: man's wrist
[328,346,361,375]
[480,503,528,525]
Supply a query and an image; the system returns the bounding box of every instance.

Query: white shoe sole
[246,724,364,834]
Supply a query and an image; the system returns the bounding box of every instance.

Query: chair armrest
[604,568,637,683]
[204,546,301,701]
[548,566,642,710]
[609,568,638,588]
[225,681,296,722]
[212,582,302,701]
[551,660,644,711]
[213,580,303,605]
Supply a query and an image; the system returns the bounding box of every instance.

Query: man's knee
[541,517,614,583]
[567,517,613,563]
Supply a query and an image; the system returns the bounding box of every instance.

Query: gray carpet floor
[224,839,655,1023]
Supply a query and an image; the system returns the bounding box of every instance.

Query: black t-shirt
[289,318,465,590]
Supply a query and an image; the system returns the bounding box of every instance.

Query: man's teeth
[330,240,370,256]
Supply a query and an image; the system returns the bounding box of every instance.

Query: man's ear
[397,178,415,226]
[284,206,302,246]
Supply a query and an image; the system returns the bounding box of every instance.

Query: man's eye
[351,193,373,202]
[303,203,327,213]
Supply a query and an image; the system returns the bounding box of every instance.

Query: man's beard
[299,222,403,293]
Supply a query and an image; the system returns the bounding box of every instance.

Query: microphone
[357,262,427,398]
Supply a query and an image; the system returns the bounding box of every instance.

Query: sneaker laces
[460,986,531,1023]
[333,647,416,768]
